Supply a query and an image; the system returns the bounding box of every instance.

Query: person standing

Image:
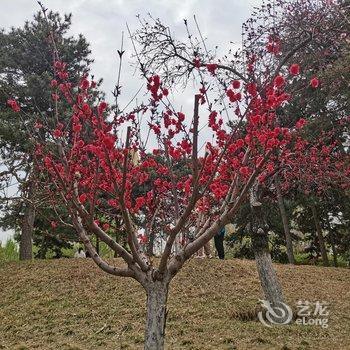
[214,227,225,259]
[74,247,86,258]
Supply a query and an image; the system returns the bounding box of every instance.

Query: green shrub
[0,239,19,261]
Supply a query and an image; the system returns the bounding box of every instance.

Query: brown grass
[0,258,349,350]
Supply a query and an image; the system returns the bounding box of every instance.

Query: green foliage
[0,11,93,151]
[227,200,295,263]
[0,238,18,261]
[0,10,101,258]
[32,205,75,259]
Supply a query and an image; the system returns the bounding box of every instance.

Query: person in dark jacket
[214,227,225,259]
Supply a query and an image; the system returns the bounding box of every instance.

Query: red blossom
[51,221,57,229]
[54,61,64,70]
[246,83,257,96]
[206,63,217,75]
[102,223,110,231]
[79,193,87,203]
[274,75,285,88]
[310,77,320,88]
[135,196,146,209]
[266,35,280,55]
[58,71,68,80]
[226,89,236,102]
[177,112,185,122]
[80,79,90,90]
[102,135,115,149]
[34,121,43,129]
[208,111,218,130]
[82,103,92,116]
[289,64,300,76]
[73,123,82,133]
[236,139,245,148]
[239,166,250,177]
[98,101,108,114]
[193,57,201,68]
[232,80,241,89]
[150,124,161,135]
[51,93,59,101]
[266,42,280,54]
[53,129,62,138]
[7,99,20,112]
[296,118,307,129]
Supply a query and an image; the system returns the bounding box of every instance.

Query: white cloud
[0,0,262,104]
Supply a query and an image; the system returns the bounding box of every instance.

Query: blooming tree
[7,59,319,350]
[131,0,349,272]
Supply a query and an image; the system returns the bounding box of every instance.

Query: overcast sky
[0,0,262,243]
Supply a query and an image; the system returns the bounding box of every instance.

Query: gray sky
[0,0,262,243]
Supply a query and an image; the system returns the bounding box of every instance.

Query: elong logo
[258,300,293,327]
[258,299,330,328]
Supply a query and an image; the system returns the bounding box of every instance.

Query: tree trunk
[251,220,291,324]
[144,282,169,350]
[310,203,329,266]
[19,200,35,260]
[249,184,285,307]
[252,229,285,306]
[275,179,295,264]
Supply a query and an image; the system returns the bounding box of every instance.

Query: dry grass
[0,258,349,350]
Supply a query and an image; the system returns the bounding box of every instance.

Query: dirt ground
[0,258,349,350]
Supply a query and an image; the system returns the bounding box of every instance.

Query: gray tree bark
[310,202,329,266]
[250,184,285,306]
[252,233,285,304]
[144,281,169,350]
[19,200,35,260]
[275,179,295,264]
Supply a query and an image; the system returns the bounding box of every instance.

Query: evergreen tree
[0,11,95,259]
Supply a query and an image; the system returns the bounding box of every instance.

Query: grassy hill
[0,258,349,350]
